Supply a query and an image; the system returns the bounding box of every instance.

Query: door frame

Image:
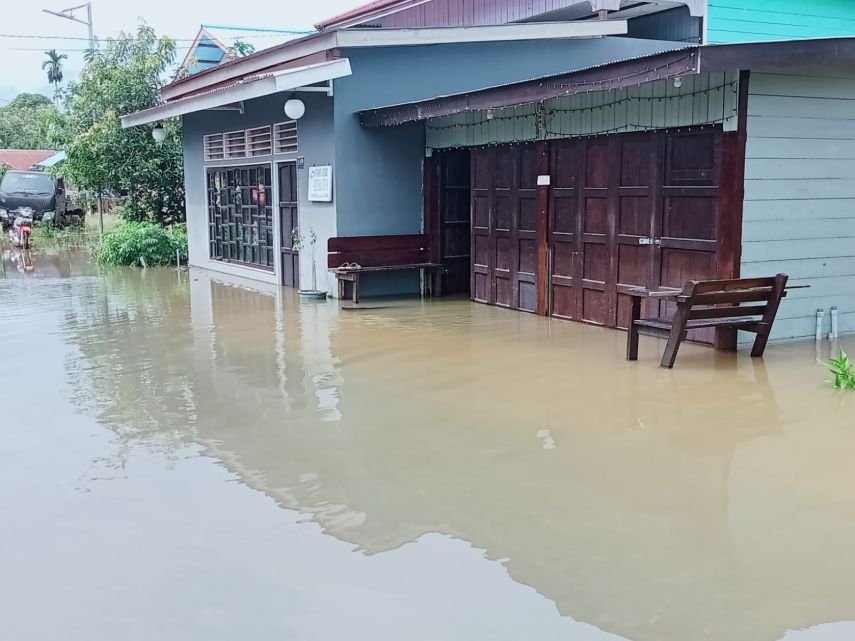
[276,159,300,288]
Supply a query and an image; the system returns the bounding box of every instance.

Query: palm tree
[42,49,68,106]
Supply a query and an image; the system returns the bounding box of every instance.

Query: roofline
[177,27,228,75]
[121,59,352,128]
[316,0,429,30]
[162,22,629,102]
[359,37,855,127]
[315,0,707,30]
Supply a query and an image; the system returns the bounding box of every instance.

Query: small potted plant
[292,227,326,299]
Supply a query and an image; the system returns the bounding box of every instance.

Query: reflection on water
[1,260,854,641]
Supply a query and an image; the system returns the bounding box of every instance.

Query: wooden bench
[328,234,442,304]
[626,274,790,369]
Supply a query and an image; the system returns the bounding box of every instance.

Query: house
[0,149,56,171]
[122,0,855,341]
[177,25,310,77]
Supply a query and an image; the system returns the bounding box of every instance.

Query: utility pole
[44,2,98,233]
[43,2,94,51]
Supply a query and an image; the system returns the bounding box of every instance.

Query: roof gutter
[121,59,352,128]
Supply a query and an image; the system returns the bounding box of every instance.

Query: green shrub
[96,221,187,267]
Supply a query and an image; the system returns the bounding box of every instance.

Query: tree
[0,93,67,149]
[42,49,68,105]
[227,39,255,59]
[63,24,184,224]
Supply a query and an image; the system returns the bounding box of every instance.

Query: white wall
[742,70,855,340]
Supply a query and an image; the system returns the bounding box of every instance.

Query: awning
[360,37,855,127]
[120,59,352,128]
[33,150,67,168]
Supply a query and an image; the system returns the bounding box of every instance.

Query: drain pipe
[816,308,824,342]
[830,306,839,341]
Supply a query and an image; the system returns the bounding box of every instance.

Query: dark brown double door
[471,127,731,333]
[278,163,299,288]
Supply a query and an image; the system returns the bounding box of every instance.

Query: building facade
[123,0,855,341]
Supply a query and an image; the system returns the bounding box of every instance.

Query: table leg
[626,296,641,361]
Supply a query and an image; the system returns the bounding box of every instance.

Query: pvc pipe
[816,309,824,342]
[831,306,839,341]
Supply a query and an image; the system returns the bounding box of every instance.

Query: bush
[96,221,187,267]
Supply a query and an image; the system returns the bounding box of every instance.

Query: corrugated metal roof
[316,0,411,29]
[0,149,56,170]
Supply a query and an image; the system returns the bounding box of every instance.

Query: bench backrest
[678,274,789,322]
[327,234,431,269]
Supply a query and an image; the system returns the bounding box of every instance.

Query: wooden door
[614,134,659,329]
[439,150,472,295]
[547,128,724,330]
[470,145,539,312]
[548,139,583,320]
[278,163,299,288]
[654,129,722,342]
[576,138,611,324]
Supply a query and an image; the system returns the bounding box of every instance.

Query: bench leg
[352,274,360,304]
[626,297,641,361]
[660,304,690,369]
[751,325,771,358]
[337,277,345,301]
[751,273,788,358]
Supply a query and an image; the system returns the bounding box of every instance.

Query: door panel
[655,130,721,343]
[548,140,582,320]
[579,139,610,325]
[278,163,299,288]
[470,144,540,312]
[547,127,724,333]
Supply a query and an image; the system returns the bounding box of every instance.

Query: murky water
[2,252,855,641]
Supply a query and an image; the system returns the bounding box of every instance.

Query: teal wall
[708,0,855,43]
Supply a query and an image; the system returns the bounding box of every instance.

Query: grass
[30,212,122,252]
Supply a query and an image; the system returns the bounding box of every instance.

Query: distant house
[178,25,310,77]
[0,149,55,171]
[123,0,855,341]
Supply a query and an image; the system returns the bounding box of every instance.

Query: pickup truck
[0,170,86,228]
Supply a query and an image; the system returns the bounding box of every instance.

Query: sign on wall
[308,165,333,202]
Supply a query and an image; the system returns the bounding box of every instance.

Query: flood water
[2,251,855,641]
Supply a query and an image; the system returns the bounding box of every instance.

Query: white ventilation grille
[204,133,225,161]
[247,126,272,157]
[204,123,294,161]
[224,130,247,159]
[274,121,298,154]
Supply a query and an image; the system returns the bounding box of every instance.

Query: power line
[0,30,313,42]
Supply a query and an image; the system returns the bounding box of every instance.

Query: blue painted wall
[331,37,684,294]
[708,0,855,43]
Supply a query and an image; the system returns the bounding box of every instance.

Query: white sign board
[308,165,333,202]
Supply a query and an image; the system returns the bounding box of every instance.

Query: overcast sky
[0,0,362,102]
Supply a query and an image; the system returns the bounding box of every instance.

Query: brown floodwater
[1,253,854,641]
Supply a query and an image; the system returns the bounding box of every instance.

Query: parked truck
[0,170,86,229]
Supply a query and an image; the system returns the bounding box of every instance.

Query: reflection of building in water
[66,270,855,641]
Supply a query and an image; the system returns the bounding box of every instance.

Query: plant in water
[95,221,187,267]
[824,349,855,390]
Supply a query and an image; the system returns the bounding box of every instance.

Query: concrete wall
[331,37,683,295]
[182,92,336,291]
[741,70,855,339]
[708,0,855,43]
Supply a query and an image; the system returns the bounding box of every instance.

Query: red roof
[0,149,56,170]
[316,0,412,29]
